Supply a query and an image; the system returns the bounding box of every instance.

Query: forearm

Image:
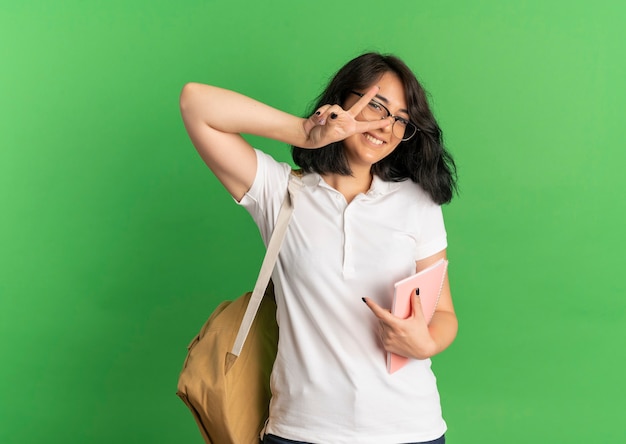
[424,310,458,358]
[180,82,310,147]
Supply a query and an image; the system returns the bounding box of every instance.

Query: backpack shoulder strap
[226,172,303,368]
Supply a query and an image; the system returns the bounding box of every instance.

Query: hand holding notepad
[387,258,449,374]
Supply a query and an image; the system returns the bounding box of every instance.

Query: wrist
[412,336,438,360]
[300,116,317,148]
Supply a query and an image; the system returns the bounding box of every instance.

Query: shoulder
[254,149,292,176]
[387,179,445,233]
[251,149,292,186]
[239,148,291,208]
[390,179,440,209]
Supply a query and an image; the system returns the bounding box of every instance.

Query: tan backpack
[176,174,301,444]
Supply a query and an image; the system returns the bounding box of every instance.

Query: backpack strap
[226,172,303,370]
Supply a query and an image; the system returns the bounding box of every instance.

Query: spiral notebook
[387,258,449,374]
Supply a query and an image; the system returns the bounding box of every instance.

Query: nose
[380,116,394,133]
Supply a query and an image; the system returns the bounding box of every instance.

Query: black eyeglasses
[350,91,419,141]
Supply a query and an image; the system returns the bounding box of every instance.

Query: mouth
[364,133,385,146]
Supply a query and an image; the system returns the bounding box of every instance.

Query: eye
[395,117,409,127]
[368,101,383,111]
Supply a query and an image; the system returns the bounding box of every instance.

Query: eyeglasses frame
[349,91,419,141]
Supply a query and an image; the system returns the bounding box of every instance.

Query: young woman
[180,52,458,444]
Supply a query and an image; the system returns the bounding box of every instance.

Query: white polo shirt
[239,149,448,444]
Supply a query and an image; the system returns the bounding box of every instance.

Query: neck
[322,168,372,204]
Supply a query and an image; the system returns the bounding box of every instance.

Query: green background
[1,1,624,442]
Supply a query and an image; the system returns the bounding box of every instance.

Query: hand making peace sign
[302,86,393,148]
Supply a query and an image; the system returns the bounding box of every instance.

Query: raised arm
[179,83,309,200]
[179,83,392,200]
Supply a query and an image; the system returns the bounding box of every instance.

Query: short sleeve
[237,149,291,245]
[414,199,447,261]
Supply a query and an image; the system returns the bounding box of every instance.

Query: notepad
[387,258,449,374]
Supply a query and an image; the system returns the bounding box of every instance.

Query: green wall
[1,1,624,442]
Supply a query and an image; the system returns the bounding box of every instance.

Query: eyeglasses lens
[362,101,416,141]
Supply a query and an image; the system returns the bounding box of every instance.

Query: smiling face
[341,71,409,173]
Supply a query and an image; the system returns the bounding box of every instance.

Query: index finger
[347,85,380,118]
[354,117,392,134]
[362,297,394,323]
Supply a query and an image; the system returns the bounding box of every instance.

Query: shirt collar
[301,172,401,198]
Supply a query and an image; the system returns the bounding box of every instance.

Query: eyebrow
[374,93,409,115]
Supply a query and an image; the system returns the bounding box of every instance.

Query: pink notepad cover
[387,258,449,374]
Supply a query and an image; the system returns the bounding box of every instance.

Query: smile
[365,133,385,146]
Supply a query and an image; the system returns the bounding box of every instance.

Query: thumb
[411,288,423,319]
